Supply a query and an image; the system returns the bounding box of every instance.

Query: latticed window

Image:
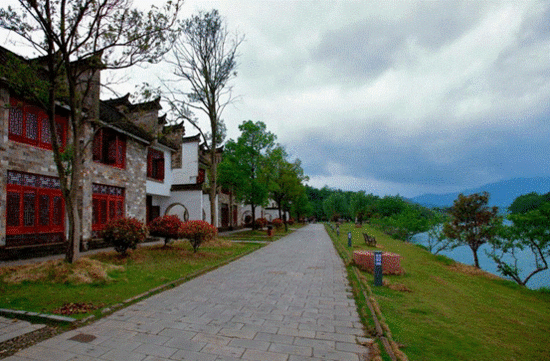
[147,148,165,181]
[6,192,20,227]
[92,128,126,168]
[6,171,64,238]
[92,183,125,231]
[8,97,67,149]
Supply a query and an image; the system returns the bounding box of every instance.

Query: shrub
[288,218,295,225]
[254,217,268,229]
[272,218,283,229]
[101,217,148,255]
[179,220,217,253]
[149,215,185,246]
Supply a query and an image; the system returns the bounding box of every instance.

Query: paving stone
[5,225,368,361]
[241,349,290,361]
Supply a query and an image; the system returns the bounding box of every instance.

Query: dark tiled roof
[99,101,154,143]
[181,134,201,143]
[104,93,162,112]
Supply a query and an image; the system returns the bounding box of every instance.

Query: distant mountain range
[410,177,550,210]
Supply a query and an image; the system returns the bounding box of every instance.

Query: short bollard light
[348,231,352,247]
[374,251,383,286]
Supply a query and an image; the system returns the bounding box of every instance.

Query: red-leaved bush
[254,218,268,229]
[288,218,295,225]
[101,217,148,255]
[179,220,217,253]
[149,215,185,246]
[272,218,283,229]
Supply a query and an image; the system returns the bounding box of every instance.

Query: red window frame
[197,168,206,184]
[147,148,165,181]
[6,185,65,237]
[92,185,125,232]
[92,128,126,169]
[8,97,67,150]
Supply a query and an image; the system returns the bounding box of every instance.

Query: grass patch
[0,239,263,319]
[327,222,550,361]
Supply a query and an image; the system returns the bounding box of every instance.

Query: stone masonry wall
[87,137,147,239]
[0,86,60,246]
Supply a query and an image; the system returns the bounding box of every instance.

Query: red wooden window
[197,168,206,184]
[6,171,65,237]
[92,184,125,231]
[92,128,126,169]
[147,148,165,181]
[8,97,67,150]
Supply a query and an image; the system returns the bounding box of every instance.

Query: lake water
[411,232,549,290]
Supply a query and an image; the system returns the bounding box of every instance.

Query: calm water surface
[411,232,549,290]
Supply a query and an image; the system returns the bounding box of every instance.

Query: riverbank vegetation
[328,222,550,361]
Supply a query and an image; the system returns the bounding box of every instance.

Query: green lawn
[328,223,550,361]
[0,240,263,319]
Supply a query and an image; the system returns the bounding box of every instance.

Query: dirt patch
[0,258,124,285]
[448,263,501,280]
[53,302,103,315]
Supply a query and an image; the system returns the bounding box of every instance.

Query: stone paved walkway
[4,224,368,360]
[0,317,45,344]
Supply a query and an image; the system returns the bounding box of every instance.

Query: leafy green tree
[217,120,276,229]
[164,9,243,226]
[323,192,350,222]
[0,0,181,262]
[488,202,550,286]
[291,192,313,221]
[306,185,332,221]
[377,195,407,218]
[508,192,550,214]
[350,191,380,223]
[264,146,308,231]
[443,192,501,268]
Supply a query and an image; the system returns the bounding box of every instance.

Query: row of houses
[0,46,283,259]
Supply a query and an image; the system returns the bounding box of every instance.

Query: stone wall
[0,86,61,246]
[0,83,149,249]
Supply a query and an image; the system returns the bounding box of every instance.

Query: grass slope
[328,223,550,361]
[0,240,262,318]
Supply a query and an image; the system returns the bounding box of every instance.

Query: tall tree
[443,192,501,268]
[265,145,308,231]
[0,0,181,262]
[489,202,550,286]
[323,192,350,222]
[217,120,276,228]
[164,9,242,226]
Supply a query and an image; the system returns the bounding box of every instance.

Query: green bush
[101,217,148,255]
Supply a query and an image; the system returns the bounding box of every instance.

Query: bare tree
[0,0,181,262]
[164,9,242,226]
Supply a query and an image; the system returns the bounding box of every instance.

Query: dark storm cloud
[289,112,550,194]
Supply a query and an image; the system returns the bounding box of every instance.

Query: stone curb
[0,309,76,323]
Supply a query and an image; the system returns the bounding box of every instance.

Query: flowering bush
[149,215,185,246]
[179,220,217,253]
[254,218,268,229]
[288,218,295,225]
[272,218,284,230]
[101,217,148,255]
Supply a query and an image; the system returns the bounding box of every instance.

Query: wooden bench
[363,233,376,247]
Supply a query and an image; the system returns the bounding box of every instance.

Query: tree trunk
[251,204,256,230]
[472,247,480,268]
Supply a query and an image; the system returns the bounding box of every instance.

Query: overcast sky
[2,1,550,198]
